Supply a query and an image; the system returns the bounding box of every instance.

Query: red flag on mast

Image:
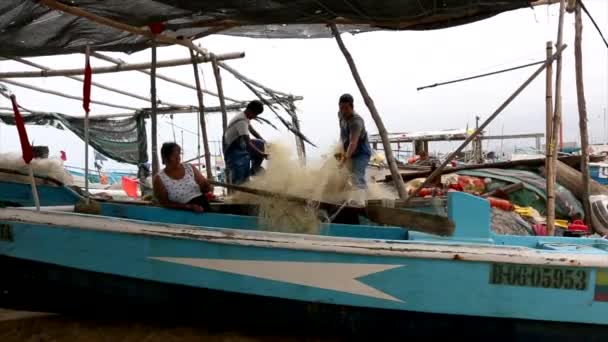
[10,95,33,164]
[83,51,92,114]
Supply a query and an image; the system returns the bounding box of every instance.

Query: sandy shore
[0,309,339,342]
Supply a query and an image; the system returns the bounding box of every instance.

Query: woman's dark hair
[160,142,180,164]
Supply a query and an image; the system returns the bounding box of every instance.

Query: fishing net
[228,142,397,234]
[0,111,148,166]
[0,152,74,185]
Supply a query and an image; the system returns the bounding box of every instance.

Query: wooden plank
[209,180,455,236]
[365,205,454,236]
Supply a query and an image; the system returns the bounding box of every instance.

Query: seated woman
[153,142,213,213]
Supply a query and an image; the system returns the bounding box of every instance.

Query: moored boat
[1,191,608,326]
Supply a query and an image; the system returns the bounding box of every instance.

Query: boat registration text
[490,263,587,291]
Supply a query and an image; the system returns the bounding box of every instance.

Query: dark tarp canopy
[0,111,148,166]
[0,0,538,57]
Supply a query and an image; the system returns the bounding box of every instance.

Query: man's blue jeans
[226,146,251,185]
[350,153,370,189]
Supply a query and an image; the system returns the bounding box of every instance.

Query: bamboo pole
[547,0,566,236]
[408,45,568,201]
[150,44,160,178]
[83,46,91,204]
[190,49,213,180]
[0,79,138,111]
[89,52,237,103]
[10,57,172,106]
[211,54,229,134]
[39,0,209,56]
[417,60,546,91]
[290,99,307,163]
[329,24,407,199]
[218,62,294,99]
[0,98,295,120]
[545,41,555,234]
[575,2,592,226]
[0,53,245,78]
[90,52,240,103]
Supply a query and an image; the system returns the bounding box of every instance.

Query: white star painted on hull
[149,257,404,302]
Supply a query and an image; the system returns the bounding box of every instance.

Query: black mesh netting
[0,111,148,166]
[0,0,534,57]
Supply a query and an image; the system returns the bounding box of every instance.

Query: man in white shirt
[222,100,267,185]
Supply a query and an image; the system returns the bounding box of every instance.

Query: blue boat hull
[0,179,80,207]
[1,192,608,326]
[2,255,607,339]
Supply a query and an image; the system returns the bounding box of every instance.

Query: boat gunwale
[1,207,608,268]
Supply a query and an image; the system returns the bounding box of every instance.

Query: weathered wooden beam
[0,53,245,78]
[0,79,137,111]
[575,2,592,226]
[190,49,213,180]
[545,40,555,235]
[330,24,408,199]
[10,56,185,108]
[90,51,241,103]
[218,62,296,100]
[547,0,566,236]
[150,44,160,178]
[211,55,229,134]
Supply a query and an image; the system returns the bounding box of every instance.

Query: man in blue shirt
[337,94,372,198]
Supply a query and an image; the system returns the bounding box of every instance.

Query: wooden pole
[39,0,209,56]
[212,54,230,185]
[190,49,213,180]
[150,44,160,179]
[211,54,229,134]
[545,41,555,234]
[408,44,568,201]
[575,2,592,225]
[329,24,408,199]
[290,98,306,163]
[90,52,241,102]
[0,52,245,78]
[218,62,294,98]
[0,79,137,110]
[27,165,40,211]
[547,0,566,236]
[83,46,91,204]
[9,57,183,108]
[0,99,294,120]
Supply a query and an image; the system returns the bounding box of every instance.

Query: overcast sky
[0,1,607,172]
